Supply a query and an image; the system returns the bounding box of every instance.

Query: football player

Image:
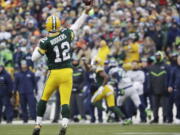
[31,5,92,135]
[86,61,125,122]
[108,59,146,124]
[126,61,147,122]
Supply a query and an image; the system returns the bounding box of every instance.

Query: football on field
[83,0,92,5]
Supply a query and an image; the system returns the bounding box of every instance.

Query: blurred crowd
[0,0,180,124]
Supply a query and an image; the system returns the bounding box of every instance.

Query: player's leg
[117,95,126,107]
[91,87,105,111]
[36,71,58,124]
[116,88,135,125]
[117,95,127,117]
[33,71,57,135]
[58,68,73,135]
[52,91,61,123]
[129,88,146,122]
[104,85,125,119]
[133,83,147,122]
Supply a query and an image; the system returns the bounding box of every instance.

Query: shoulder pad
[61,28,68,32]
[39,37,48,43]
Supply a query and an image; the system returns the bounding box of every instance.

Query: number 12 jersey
[38,28,74,70]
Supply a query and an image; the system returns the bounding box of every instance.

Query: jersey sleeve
[38,38,48,55]
[61,28,75,43]
[67,29,75,42]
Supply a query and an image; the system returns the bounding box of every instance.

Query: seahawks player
[31,5,92,135]
[108,59,146,124]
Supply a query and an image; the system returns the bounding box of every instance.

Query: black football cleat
[59,127,67,135]
[150,119,158,124]
[32,125,41,135]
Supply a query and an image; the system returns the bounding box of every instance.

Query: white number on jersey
[53,41,71,63]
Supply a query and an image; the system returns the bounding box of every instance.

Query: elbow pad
[31,47,42,62]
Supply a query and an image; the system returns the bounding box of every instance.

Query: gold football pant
[41,68,73,105]
[91,85,115,107]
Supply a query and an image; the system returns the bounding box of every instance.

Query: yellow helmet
[45,15,61,32]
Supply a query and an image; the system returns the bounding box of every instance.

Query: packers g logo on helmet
[45,15,61,33]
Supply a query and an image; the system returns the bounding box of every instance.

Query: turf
[0,124,180,135]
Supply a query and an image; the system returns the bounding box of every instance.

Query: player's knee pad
[105,85,114,96]
[37,100,47,117]
[61,104,70,118]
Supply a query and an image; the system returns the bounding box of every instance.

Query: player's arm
[70,6,92,35]
[99,70,109,86]
[111,72,122,83]
[82,57,91,71]
[32,39,47,62]
[31,47,42,61]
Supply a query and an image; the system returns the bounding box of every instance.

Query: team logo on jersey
[0,77,4,80]
[27,74,31,77]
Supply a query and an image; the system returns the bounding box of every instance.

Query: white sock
[36,116,42,125]
[61,118,69,128]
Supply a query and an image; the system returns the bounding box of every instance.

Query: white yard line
[0,120,180,125]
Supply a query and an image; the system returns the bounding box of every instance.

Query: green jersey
[96,66,104,87]
[39,28,74,70]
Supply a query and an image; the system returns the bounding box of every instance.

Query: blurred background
[0,0,180,124]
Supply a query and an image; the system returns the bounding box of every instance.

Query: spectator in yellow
[95,40,110,66]
[1,0,20,8]
[124,35,140,64]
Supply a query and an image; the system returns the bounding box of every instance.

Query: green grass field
[1,124,180,135]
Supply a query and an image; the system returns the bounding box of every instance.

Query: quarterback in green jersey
[31,4,93,135]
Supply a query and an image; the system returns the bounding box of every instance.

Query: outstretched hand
[84,0,94,14]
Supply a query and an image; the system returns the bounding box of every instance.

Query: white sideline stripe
[114,133,180,135]
[0,120,180,125]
